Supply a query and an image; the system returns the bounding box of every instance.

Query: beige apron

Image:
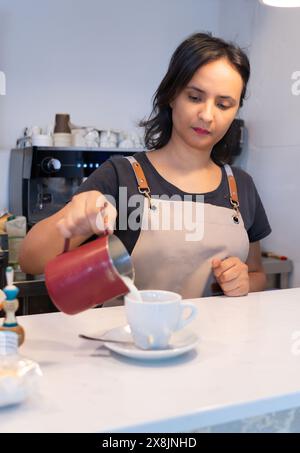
[125,156,249,298]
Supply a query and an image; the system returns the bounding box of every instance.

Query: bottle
[5,216,27,269]
[0,233,9,288]
[0,267,25,346]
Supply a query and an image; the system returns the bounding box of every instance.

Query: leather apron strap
[125,156,154,209]
[224,164,240,224]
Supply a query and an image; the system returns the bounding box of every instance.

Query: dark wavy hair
[140,32,250,165]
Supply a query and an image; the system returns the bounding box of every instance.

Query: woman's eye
[188,95,201,102]
[218,104,230,110]
[188,95,230,110]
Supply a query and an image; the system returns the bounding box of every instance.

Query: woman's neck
[149,138,216,174]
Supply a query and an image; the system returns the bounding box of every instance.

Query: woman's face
[170,58,243,152]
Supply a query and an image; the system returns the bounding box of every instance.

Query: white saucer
[101,325,199,360]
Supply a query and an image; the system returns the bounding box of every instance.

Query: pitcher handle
[63,238,70,253]
[62,232,109,254]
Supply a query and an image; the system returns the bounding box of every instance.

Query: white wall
[0,149,10,210]
[0,0,221,149]
[238,3,300,287]
[216,0,300,288]
[218,0,256,49]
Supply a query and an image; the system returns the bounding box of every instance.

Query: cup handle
[176,303,197,330]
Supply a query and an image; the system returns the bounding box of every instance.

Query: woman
[20,32,271,298]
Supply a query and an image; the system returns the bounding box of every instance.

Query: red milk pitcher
[45,235,134,315]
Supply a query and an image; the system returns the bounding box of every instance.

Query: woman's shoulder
[228,165,261,210]
[229,165,271,242]
[109,151,146,169]
[107,151,149,191]
[229,165,256,190]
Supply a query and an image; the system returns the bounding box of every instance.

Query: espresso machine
[9,146,136,228]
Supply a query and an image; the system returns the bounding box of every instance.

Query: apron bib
[125,156,249,298]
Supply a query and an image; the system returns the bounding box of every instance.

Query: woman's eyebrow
[186,85,237,104]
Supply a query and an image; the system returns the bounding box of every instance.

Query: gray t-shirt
[74,151,272,253]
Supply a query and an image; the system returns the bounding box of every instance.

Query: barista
[19,32,271,298]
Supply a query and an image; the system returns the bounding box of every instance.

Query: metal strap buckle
[232,214,240,224]
[138,187,156,210]
[230,197,240,209]
[230,198,240,224]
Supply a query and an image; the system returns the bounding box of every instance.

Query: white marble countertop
[1,288,300,433]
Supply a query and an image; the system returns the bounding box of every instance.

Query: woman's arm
[211,241,267,296]
[19,204,90,275]
[246,241,267,293]
[19,190,117,275]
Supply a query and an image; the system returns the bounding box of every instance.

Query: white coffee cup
[99,130,118,148]
[71,134,86,147]
[31,126,41,136]
[125,290,197,350]
[32,134,53,147]
[53,133,72,147]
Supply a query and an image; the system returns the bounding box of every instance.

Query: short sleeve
[73,159,119,202]
[247,179,272,243]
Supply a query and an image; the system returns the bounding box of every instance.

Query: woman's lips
[193,127,211,136]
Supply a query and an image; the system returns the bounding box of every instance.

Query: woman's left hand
[212,257,249,297]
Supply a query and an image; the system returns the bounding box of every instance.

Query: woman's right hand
[56,191,117,239]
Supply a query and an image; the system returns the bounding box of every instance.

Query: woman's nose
[198,101,214,124]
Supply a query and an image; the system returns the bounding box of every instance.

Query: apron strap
[125,156,154,209]
[224,164,240,224]
[125,157,240,221]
